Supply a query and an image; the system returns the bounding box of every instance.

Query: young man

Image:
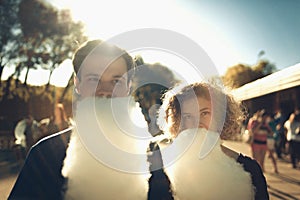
[9,39,136,199]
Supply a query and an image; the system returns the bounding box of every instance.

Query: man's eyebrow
[85,73,99,77]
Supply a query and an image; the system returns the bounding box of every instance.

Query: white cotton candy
[161,129,255,200]
[62,97,152,200]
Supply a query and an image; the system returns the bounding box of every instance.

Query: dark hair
[72,39,135,80]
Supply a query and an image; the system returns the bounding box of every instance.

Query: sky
[4,0,300,86]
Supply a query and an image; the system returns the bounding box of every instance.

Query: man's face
[75,55,129,98]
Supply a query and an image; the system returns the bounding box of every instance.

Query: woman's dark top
[147,142,269,200]
[237,154,269,200]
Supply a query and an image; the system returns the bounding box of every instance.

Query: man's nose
[95,81,114,97]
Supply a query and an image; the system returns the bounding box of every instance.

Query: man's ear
[74,75,81,95]
[127,80,132,95]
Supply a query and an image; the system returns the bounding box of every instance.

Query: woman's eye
[200,111,210,117]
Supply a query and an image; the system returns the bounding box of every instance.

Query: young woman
[160,82,269,200]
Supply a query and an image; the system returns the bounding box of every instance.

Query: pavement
[223,140,300,200]
[0,173,17,200]
[1,141,300,200]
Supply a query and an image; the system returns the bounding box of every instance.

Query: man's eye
[113,79,120,84]
[113,79,125,85]
[183,115,192,120]
[88,77,99,82]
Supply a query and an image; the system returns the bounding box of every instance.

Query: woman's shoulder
[237,154,266,181]
[237,154,261,170]
[237,154,269,199]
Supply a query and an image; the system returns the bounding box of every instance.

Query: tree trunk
[4,75,13,97]
[59,74,73,103]
[45,69,54,91]
[0,65,4,87]
[23,67,30,87]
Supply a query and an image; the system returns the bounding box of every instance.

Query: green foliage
[0,0,22,83]
[222,63,255,88]
[222,59,277,89]
[0,0,86,118]
[252,60,276,79]
[16,0,87,85]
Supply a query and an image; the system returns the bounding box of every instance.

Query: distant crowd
[14,103,71,159]
[246,108,300,171]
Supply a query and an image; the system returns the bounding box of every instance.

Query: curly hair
[163,82,246,140]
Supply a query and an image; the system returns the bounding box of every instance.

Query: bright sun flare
[15,0,241,86]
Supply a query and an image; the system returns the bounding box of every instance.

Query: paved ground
[1,141,300,200]
[0,173,17,200]
[224,140,300,200]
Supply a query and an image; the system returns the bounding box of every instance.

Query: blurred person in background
[47,103,71,135]
[273,110,287,159]
[248,109,271,172]
[36,103,71,142]
[266,113,279,173]
[131,59,179,199]
[131,58,179,137]
[14,115,41,154]
[284,110,300,169]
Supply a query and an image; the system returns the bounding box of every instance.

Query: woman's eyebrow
[199,107,210,112]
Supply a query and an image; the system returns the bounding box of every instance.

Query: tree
[0,0,22,86]
[252,60,276,80]
[222,63,255,88]
[222,59,276,89]
[0,0,87,104]
[0,0,87,120]
[16,0,87,88]
[59,72,74,103]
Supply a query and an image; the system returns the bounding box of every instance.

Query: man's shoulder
[32,127,73,151]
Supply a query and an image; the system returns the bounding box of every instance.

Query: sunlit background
[3,0,300,86]
[1,1,300,199]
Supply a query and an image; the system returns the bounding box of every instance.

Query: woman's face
[180,96,212,132]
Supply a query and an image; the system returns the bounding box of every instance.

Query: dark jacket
[9,128,72,200]
[9,129,268,200]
